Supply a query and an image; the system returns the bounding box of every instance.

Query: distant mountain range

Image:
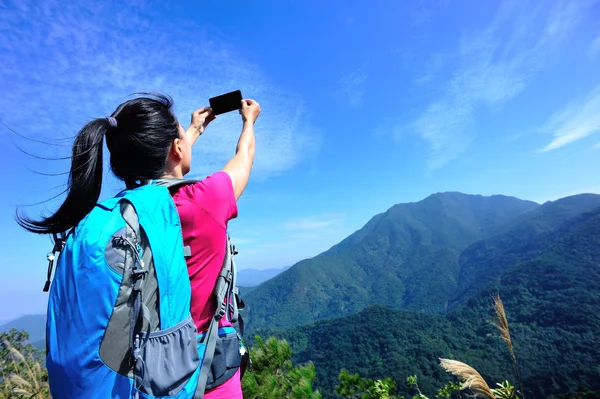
[0,314,46,348]
[237,265,291,287]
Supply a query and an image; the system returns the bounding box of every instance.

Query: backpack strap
[223,237,245,330]
[153,178,199,258]
[195,235,247,397]
[153,178,248,395]
[119,200,150,397]
[43,231,67,292]
[195,312,219,398]
[153,178,199,191]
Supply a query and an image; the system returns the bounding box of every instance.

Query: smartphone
[209,90,243,115]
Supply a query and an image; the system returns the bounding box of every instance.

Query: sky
[1,0,599,320]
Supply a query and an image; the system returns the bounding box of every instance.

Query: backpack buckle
[132,268,148,291]
[216,302,227,320]
[43,232,67,292]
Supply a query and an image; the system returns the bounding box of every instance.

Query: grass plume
[492,293,524,399]
[439,358,495,399]
[0,340,50,399]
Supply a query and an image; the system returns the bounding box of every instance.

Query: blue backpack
[43,182,246,399]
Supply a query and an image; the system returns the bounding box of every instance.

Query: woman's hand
[187,107,216,137]
[240,99,261,124]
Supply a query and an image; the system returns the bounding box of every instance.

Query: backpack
[43,181,247,399]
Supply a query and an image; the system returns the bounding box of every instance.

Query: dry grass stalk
[9,347,27,364]
[7,374,32,388]
[1,341,50,398]
[492,295,512,352]
[439,358,495,399]
[12,388,33,396]
[492,294,524,399]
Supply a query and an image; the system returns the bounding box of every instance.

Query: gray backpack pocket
[135,316,200,396]
[205,330,242,390]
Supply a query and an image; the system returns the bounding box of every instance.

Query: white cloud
[232,213,349,269]
[414,53,447,86]
[0,0,319,180]
[283,214,344,231]
[339,71,367,107]
[588,35,600,60]
[407,0,589,170]
[540,85,600,151]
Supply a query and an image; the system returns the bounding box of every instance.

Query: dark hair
[16,93,180,235]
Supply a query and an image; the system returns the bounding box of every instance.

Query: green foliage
[336,372,461,399]
[435,381,462,399]
[0,329,50,399]
[557,386,600,399]
[241,336,321,399]
[405,375,429,399]
[336,368,402,399]
[490,381,517,399]
[405,376,418,390]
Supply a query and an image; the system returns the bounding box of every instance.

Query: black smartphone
[209,90,243,115]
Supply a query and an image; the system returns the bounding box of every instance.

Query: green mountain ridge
[329,192,539,253]
[452,193,600,305]
[243,192,546,331]
[257,205,600,398]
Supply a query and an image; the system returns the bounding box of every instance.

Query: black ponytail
[16,119,108,234]
[16,93,179,235]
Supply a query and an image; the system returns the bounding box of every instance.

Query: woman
[17,93,260,398]
[162,98,260,398]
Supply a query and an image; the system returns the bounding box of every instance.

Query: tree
[241,336,321,399]
[336,368,402,399]
[0,329,50,399]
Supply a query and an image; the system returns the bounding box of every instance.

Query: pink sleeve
[186,172,238,226]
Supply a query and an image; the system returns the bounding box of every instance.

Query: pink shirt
[171,171,243,398]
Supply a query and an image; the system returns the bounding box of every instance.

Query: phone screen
[209,90,243,115]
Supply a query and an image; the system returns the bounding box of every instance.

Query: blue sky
[1,0,599,320]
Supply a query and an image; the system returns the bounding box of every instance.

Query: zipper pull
[137,243,144,268]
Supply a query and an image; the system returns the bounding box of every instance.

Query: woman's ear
[172,137,184,160]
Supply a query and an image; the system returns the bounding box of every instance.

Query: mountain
[237,266,292,287]
[244,192,540,331]
[0,314,46,344]
[261,205,600,398]
[452,194,600,305]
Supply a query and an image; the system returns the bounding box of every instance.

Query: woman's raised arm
[222,99,261,200]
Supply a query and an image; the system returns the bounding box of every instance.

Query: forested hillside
[253,205,600,398]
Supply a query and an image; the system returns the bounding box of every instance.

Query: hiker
[16,93,259,399]
[160,98,260,398]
